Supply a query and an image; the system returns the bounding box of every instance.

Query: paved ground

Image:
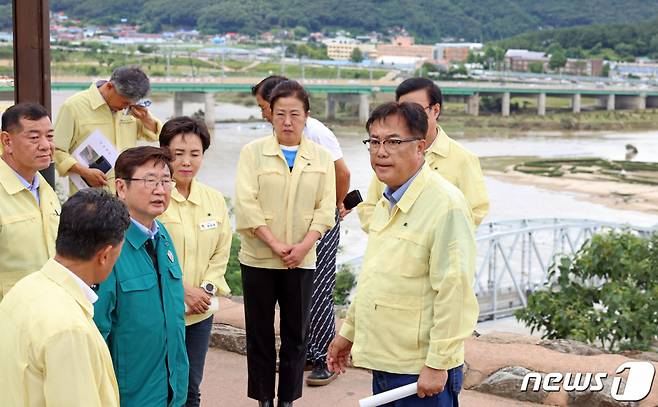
[201,298,543,406]
[200,348,545,407]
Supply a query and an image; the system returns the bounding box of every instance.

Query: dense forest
[497,17,658,60]
[18,0,658,42]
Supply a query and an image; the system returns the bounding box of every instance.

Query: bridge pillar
[537,93,546,116]
[647,95,658,108]
[607,94,615,111]
[173,92,184,116]
[204,92,215,133]
[572,94,581,113]
[616,94,646,110]
[326,93,336,120]
[501,92,510,117]
[358,93,370,124]
[466,93,480,116]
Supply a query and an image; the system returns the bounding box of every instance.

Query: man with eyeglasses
[327,102,478,406]
[54,65,162,195]
[357,77,489,231]
[93,146,189,407]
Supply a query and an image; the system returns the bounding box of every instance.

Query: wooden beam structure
[12,0,55,187]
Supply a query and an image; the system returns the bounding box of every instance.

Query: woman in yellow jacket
[158,116,232,407]
[235,80,336,407]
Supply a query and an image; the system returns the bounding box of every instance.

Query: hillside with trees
[38,0,658,43]
[496,17,658,60]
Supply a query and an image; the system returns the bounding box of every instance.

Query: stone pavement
[199,348,544,407]
[200,298,544,406]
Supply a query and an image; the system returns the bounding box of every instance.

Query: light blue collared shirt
[383,167,423,210]
[130,218,159,240]
[11,170,40,205]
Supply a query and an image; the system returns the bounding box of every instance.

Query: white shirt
[304,117,343,161]
[58,261,99,303]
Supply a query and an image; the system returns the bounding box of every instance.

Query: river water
[51,91,658,262]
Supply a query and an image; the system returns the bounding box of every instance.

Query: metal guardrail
[339,218,655,321]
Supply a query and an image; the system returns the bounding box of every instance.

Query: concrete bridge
[3,77,657,124]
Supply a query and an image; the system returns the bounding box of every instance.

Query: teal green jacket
[94,220,189,407]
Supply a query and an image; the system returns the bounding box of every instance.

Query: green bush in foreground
[516,231,658,351]
[225,233,243,296]
[334,264,356,306]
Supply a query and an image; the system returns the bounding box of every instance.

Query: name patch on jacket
[199,220,218,231]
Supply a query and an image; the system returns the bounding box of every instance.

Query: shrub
[516,231,658,351]
[333,264,356,305]
[225,233,242,296]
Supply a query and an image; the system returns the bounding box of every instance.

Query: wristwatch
[201,281,217,296]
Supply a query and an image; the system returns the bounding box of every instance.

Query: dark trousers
[185,316,213,407]
[241,264,314,402]
[372,366,463,407]
[307,211,340,365]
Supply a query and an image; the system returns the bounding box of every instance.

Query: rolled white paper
[359,382,418,407]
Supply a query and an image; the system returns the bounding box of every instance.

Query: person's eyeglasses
[362,138,422,153]
[123,177,175,190]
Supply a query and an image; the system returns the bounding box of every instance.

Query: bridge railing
[338,218,655,321]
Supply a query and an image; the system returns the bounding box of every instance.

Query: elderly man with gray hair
[54,65,162,194]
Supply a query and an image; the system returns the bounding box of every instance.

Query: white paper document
[359,382,418,407]
[69,130,118,190]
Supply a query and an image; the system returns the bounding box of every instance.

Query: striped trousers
[306,210,340,364]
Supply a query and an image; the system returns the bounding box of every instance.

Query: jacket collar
[394,164,430,214]
[42,258,94,317]
[126,219,164,249]
[88,82,109,111]
[171,178,201,205]
[0,157,41,196]
[427,125,450,159]
[263,133,317,161]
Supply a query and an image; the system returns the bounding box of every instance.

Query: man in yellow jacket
[0,188,131,407]
[328,102,479,406]
[54,65,161,194]
[0,103,60,300]
[357,77,489,230]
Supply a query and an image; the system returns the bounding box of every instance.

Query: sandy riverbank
[486,168,658,216]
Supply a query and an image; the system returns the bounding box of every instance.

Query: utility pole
[221,48,226,80]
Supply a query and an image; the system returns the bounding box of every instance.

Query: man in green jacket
[94,146,188,407]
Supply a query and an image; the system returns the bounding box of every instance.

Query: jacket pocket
[394,231,429,277]
[367,294,422,361]
[119,273,157,292]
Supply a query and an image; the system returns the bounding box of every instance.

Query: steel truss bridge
[340,218,655,321]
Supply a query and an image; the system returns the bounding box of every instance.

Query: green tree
[549,49,567,71]
[601,63,610,77]
[350,47,364,63]
[516,231,658,351]
[528,61,544,73]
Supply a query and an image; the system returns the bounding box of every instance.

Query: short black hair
[269,80,310,113]
[395,77,443,115]
[56,189,130,261]
[366,102,428,139]
[160,116,211,153]
[1,103,50,133]
[251,75,288,99]
[115,146,173,181]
